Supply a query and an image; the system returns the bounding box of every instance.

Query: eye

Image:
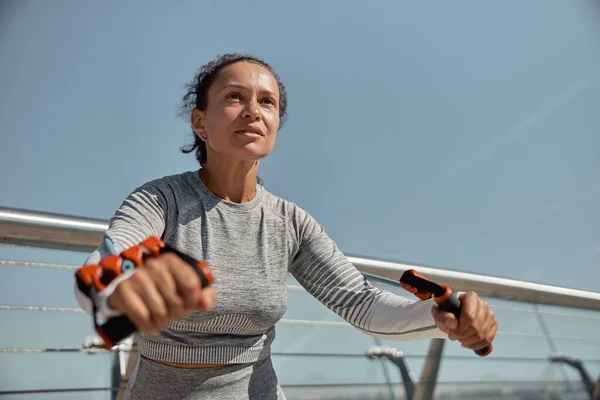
[227,93,242,100]
[261,97,276,106]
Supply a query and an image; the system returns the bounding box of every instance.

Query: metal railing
[3,206,600,310]
[2,205,600,399]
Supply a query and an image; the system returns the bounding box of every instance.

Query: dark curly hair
[179,53,288,168]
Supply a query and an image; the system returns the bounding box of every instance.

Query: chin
[238,143,274,160]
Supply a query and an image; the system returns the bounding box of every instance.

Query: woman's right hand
[107,252,216,335]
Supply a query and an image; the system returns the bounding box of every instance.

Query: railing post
[117,337,138,400]
[83,335,134,400]
[593,375,600,400]
[110,349,121,400]
[367,345,416,399]
[550,356,596,399]
[412,339,445,400]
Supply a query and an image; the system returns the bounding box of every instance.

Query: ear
[191,108,207,141]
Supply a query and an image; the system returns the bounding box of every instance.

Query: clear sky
[1,0,599,398]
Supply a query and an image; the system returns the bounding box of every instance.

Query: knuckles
[145,258,162,273]
[153,307,168,321]
[128,305,150,325]
[180,278,200,294]
[166,296,185,309]
[160,252,179,265]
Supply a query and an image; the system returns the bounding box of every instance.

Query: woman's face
[192,61,281,165]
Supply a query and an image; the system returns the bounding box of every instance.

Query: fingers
[146,257,186,320]
[199,286,217,310]
[431,304,457,333]
[449,326,476,342]
[439,292,497,352]
[454,292,480,336]
[458,321,494,350]
[480,307,498,348]
[462,339,490,351]
[130,269,169,334]
[165,253,206,310]
[110,279,155,334]
[106,252,216,336]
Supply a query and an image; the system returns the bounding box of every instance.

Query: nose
[242,98,261,121]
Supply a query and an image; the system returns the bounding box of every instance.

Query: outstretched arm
[74,182,169,317]
[289,210,446,341]
[289,208,497,351]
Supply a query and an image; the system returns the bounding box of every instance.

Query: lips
[235,127,264,136]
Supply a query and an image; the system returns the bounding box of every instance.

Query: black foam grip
[438,292,462,320]
[97,315,137,347]
[474,345,492,356]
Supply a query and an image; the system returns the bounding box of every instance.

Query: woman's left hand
[431,291,498,351]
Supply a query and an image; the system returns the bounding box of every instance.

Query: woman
[75,53,497,399]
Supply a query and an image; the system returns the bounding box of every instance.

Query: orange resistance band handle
[75,236,215,349]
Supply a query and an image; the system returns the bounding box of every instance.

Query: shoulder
[113,170,204,219]
[260,187,305,221]
[127,170,200,202]
[260,187,322,240]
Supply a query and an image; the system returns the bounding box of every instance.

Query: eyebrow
[220,83,278,97]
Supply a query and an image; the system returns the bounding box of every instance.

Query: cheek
[205,107,236,135]
[205,120,223,141]
[265,114,280,137]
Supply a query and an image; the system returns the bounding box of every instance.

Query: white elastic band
[93,273,133,322]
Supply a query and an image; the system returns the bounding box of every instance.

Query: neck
[200,159,259,204]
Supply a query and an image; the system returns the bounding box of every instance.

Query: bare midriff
[150,358,232,369]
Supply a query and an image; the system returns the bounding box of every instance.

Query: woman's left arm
[289,210,497,349]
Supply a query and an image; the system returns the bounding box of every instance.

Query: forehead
[212,61,279,94]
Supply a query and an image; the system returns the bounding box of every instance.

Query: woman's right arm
[74,182,169,318]
[74,181,215,336]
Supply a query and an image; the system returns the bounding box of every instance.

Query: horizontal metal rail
[0,381,587,396]
[2,206,600,310]
[3,347,598,363]
[0,206,107,252]
[0,387,118,396]
[356,261,600,311]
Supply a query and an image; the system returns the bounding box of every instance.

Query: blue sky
[1,0,599,397]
